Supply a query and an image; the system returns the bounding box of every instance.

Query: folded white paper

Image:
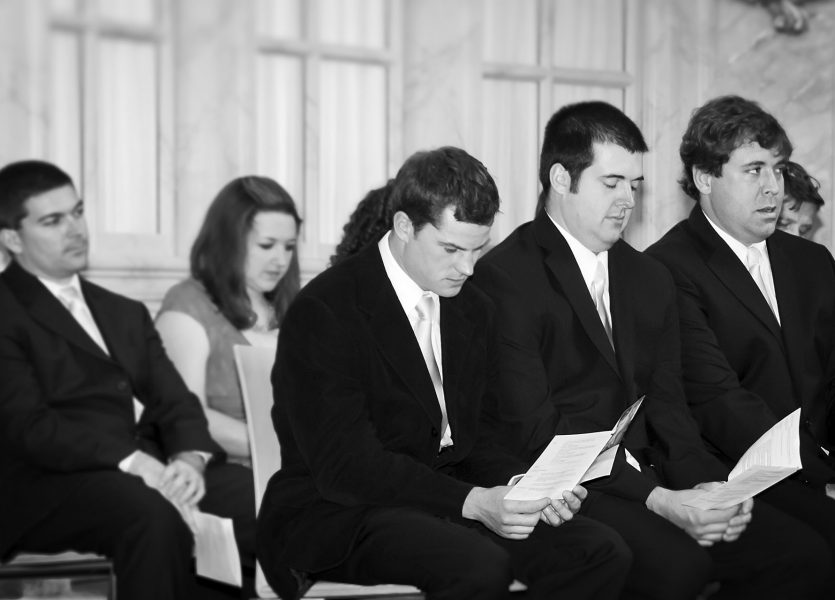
[684,408,802,510]
[193,511,242,587]
[505,397,644,501]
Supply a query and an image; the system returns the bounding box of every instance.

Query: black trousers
[14,463,255,600]
[580,490,832,600]
[760,476,835,569]
[313,506,631,600]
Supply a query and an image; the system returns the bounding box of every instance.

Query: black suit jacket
[257,242,525,577]
[471,211,728,503]
[646,206,835,486]
[0,261,219,558]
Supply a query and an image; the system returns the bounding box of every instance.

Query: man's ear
[693,166,712,195]
[0,228,21,255]
[391,211,414,243]
[549,164,571,195]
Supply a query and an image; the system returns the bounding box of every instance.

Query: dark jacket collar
[687,206,782,342]
[533,211,620,377]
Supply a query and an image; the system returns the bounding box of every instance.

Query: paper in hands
[505,397,644,501]
[683,408,802,510]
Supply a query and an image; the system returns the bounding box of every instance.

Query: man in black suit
[646,95,835,559]
[472,101,830,599]
[257,146,632,600]
[0,160,255,600]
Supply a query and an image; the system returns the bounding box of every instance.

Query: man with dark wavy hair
[647,94,835,568]
[475,99,831,599]
[258,146,631,600]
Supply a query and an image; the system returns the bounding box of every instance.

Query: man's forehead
[730,141,786,163]
[590,142,644,177]
[23,185,80,218]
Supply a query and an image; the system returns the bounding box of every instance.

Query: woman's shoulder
[159,278,217,319]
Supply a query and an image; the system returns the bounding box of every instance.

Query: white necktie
[746,246,778,320]
[415,294,453,449]
[591,259,614,349]
[58,286,109,354]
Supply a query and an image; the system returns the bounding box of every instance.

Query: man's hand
[160,455,206,508]
[540,485,587,527]
[693,481,753,543]
[645,486,739,546]
[462,486,550,539]
[125,450,166,489]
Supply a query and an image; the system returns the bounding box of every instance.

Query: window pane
[318,60,387,245]
[552,84,624,112]
[319,0,385,48]
[481,77,540,242]
[552,0,625,70]
[48,31,82,191]
[97,0,155,25]
[98,38,158,234]
[257,0,303,39]
[483,0,538,65]
[256,54,305,215]
[50,0,80,17]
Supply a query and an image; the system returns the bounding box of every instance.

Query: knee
[650,545,711,600]
[122,493,193,555]
[594,525,633,579]
[450,539,513,597]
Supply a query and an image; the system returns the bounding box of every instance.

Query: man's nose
[761,168,780,195]
[456,253,475,276]
[616,182,635,208]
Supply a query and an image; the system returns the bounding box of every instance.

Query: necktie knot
[746,246,762,273]
[58,285,82,309]
[415,294,435,323]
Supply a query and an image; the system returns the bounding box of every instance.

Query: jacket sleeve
[274,294,474,518]
[131,302,220,459]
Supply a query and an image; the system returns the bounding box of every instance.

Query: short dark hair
[330,179,395,266]
[389,146,500,232]
[0,160,75,229]
[679,95,793,201]
[190,176,302,330]
[783,161,824,209]
[537,101,648,212]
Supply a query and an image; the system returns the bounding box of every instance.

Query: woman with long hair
[156,176,301,464]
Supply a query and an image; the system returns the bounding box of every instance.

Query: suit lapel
[355,248,443,427]
[438,294,474,436]
[534,213,620,377]
[689,208,782,343]
[768,234,806,402]
[2,262,111,360]
[608,241,636,395]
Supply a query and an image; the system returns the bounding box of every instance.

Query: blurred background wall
[0,0,831,307]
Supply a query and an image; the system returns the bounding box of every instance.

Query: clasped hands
[127,450,207,532]
[463,484,587,540]
[646,482,754,547]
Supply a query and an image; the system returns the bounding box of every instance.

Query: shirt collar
[546,211,608,290]
[702,210,769,266]
[39,273,83,303]
[378,231,439,320]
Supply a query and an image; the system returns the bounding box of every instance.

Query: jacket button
[116,381,129,393]
[431,427,438,437]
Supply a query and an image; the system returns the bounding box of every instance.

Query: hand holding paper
[683,409,802,510]
[505,397,644,502]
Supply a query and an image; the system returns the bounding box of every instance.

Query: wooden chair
[233,345,422,600]
[0,551,115,599]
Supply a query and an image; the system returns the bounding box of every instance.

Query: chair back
[233,344,281,598]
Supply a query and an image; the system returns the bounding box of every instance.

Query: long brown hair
[190,176,302,329]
